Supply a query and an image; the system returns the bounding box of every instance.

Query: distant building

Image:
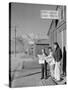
[35,39,49,56]
[28,39,49,57]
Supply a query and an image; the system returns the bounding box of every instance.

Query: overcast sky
[11,3,57,39]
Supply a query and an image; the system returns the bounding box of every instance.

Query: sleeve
[57,48,61,61]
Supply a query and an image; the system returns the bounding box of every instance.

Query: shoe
[54,79,61,82]
[56,80,61,82]
[52,78,57,81]
[44,76,48,79]
[45,77,48,79]
[40,77,44,79]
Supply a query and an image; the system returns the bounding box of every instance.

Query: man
[45,47,55,78]
[53,42,62,81]
[38,49,47,79]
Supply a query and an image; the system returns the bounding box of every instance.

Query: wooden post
[15,26,16,57]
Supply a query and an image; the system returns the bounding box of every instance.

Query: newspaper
[37,54,45,64]
[45,55,55,65]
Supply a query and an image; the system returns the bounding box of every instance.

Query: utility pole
[15,26,16,57]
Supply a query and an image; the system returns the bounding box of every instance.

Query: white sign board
[40,10,61,19]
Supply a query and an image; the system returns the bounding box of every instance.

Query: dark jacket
[53,47,62,62]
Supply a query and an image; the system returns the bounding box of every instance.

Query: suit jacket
[53,47,62,62]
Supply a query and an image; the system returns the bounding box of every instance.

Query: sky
[11,3,57,39]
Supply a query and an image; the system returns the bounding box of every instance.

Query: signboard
[40,10,61,19]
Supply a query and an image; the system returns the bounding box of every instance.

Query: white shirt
[38,54,45,64]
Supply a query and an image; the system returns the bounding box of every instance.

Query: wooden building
[47,6,66,52]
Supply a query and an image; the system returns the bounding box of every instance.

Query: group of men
[38,42,66,82]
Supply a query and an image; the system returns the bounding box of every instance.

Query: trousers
[54,61,60,81]
[41,61,47,78]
